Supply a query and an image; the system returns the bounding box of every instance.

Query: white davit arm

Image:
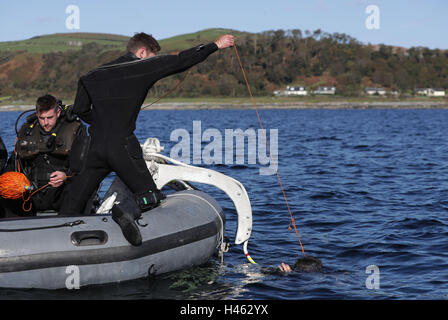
[141,138,252,245]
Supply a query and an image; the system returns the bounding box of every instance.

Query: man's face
[37,107,60,132]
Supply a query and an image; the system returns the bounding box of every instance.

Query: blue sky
[0,0,446,49]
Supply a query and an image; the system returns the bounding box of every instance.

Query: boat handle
[71,230,108,246]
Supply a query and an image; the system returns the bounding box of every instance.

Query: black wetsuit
[0,136,6,173]
[60,43,219,215]
[0,117,86,217]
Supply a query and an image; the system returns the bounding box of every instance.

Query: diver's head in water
[293,256,323,272]
[36,94,60,132]
[278,256,323,273]
[127,32,161,59]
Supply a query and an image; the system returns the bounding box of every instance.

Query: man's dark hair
[127,32,161,54]
[36,94,58,113]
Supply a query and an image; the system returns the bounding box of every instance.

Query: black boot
[112,202,142,246]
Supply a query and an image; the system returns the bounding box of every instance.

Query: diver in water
[261,256,323,275]
[277,256,323,273]
[60,32,235,246]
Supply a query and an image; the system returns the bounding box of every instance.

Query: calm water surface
[1,108,448,299]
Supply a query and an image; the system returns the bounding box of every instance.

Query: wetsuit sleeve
[73,79,93,124]
[4,151,16,173]
[144,42,219,81]
[0,136,7,173]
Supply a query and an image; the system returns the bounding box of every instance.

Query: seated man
[0,94,86,217]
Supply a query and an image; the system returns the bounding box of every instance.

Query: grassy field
[158,28,249,51]
[1,95,447,109]
[0,28,247,54]
[0,33,129,53]
[141,95,448,104]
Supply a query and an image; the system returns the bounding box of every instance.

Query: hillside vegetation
[0,28,447,104]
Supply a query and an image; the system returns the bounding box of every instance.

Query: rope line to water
[233,44,306,257]
[141,69,192,110]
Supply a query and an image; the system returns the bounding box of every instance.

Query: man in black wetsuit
[1,95,86,217]
[60,32,234,246]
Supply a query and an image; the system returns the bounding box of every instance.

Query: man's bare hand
[49,171,67,188]
[278,262,293,273]
[215,34,234,49]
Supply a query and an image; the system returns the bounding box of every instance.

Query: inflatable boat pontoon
[0,138,253,289]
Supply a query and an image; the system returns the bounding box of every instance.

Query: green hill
[0,28,247,54]
[158,28,249,52]
[0,28,447,104]
[0,32,129,53]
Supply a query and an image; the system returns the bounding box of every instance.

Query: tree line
[1,29,447,100]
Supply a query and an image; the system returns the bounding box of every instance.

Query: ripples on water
[1,108,448,300]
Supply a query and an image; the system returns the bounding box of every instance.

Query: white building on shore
[273,86,308,96]
[314,86,336,95]
[415,88,445,97]
[428,88,445,97]
[364,87,387,96]
[285,86,307,96]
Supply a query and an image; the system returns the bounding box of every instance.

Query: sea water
[1,108,448,300]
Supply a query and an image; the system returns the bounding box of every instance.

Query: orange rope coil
[0,171,72,213]
[0,171,33,200]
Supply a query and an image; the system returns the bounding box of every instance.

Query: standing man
[0,94,86,217]
[61,33,234,246]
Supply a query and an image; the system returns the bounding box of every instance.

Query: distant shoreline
[2,100,448,112]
